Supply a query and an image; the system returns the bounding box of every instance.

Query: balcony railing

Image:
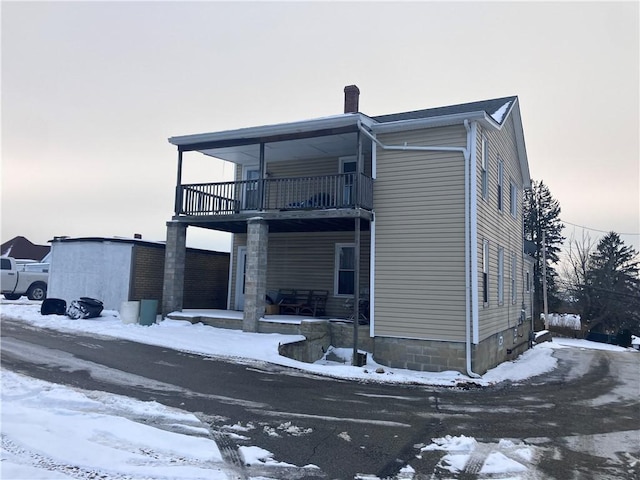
[177,173,373,216]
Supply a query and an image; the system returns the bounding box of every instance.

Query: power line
[561,219,640,237]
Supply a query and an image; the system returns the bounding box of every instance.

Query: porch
[166,308,373,363]
[174,173,374,233]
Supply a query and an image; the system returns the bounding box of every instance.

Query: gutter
[357,121,481,379]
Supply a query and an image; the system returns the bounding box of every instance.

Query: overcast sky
[2,1,638,255]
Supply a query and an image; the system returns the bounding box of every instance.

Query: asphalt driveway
[1,317,638,479]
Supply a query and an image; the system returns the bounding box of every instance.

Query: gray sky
[2,1,638,255]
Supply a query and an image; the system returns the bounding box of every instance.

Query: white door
[234,246,247,310]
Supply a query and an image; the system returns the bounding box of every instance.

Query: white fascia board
[510,102,531,189]
[371,111,497,134]
[168,114,376,147]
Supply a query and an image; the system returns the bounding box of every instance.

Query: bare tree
[560,232,595,307]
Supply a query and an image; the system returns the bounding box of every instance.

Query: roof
[49,236,228,256]
[373,96,517,126]
[168,94,529,186]
[1,236,50,261]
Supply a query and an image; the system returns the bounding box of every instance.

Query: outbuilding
[48,236,229,311]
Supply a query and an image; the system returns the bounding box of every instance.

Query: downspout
[357,121,481,378]
[466,121,481,378]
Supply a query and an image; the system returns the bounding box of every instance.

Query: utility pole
[542,230,549,330]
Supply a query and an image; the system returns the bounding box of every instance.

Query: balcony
[176,173,373,217]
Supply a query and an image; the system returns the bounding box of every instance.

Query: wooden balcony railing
[177,173,373,216]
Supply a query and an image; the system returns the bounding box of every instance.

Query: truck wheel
[3,293,21,300]
[27,283,47,301]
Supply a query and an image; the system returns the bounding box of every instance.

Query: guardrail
[177,173,373,216]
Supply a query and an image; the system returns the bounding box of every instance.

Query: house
[1,236,50,262]
[49,236,229,311]
[162,86,533,375]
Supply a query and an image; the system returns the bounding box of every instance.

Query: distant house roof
[0,236,50,261]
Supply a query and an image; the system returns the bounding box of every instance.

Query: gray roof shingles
[372,96,517,125]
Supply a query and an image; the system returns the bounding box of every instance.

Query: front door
[234,246,247,310]
[340,157,356,206]
[243,168,260,210]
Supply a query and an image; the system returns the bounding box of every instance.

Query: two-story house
[162,86,533,375]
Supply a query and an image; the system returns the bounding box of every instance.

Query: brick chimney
[344,85,360,113]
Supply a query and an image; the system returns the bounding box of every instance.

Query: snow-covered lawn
[1,302,636,479]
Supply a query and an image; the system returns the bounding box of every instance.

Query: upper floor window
[497,158,504,212]
[335,243,355,296]
[481,137,488,200]
[510,182,518,217]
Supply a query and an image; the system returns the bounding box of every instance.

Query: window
[335,244,355,295]
[482,240,489,305]
[498,246,504,305]
[510,182,518,217]
[497,158,504,212]
[511,253,517,304]
[526,270,531,293]
[1,258,10,270]
[481,137,488,200]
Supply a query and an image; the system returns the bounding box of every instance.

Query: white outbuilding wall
[48,240,133,310]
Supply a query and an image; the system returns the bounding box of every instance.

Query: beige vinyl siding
[374,125,468,342]
[230,231,370,317]
[241,154,372,179]
[476,116,527,340]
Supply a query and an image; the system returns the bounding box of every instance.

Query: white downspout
[369,140,376,337]
[358,121,480,378]
[466,121,481,378]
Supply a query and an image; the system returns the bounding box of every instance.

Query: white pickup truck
[1,257,48,300]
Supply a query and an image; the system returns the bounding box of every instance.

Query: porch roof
[168,95,529,186]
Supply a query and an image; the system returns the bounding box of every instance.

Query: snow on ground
[1,301,637,479]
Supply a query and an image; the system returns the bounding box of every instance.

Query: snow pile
[542,312,582,330]
[491,100,512,123]
[0,302,568,387]
[419,435,537,477]
[1,370,230,479]
[2,302,634,388]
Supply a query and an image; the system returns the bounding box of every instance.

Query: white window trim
[511,253,517,305]
[481,136,488,201]
[510,181,518,218]
[334,243,355,297]
[339,156,356,173]
[483,239,490,307]
[497,158,504,212]
[498,246,504,305]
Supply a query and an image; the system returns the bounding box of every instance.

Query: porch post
[243,217,268,332]
[162,221,187,316]
[258,142,265,210]
[352,130,363,365]
[174,150,183,215]
[352,216,361,365]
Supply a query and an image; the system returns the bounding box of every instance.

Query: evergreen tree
[523,180,565,318]
[582,232,640,333]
